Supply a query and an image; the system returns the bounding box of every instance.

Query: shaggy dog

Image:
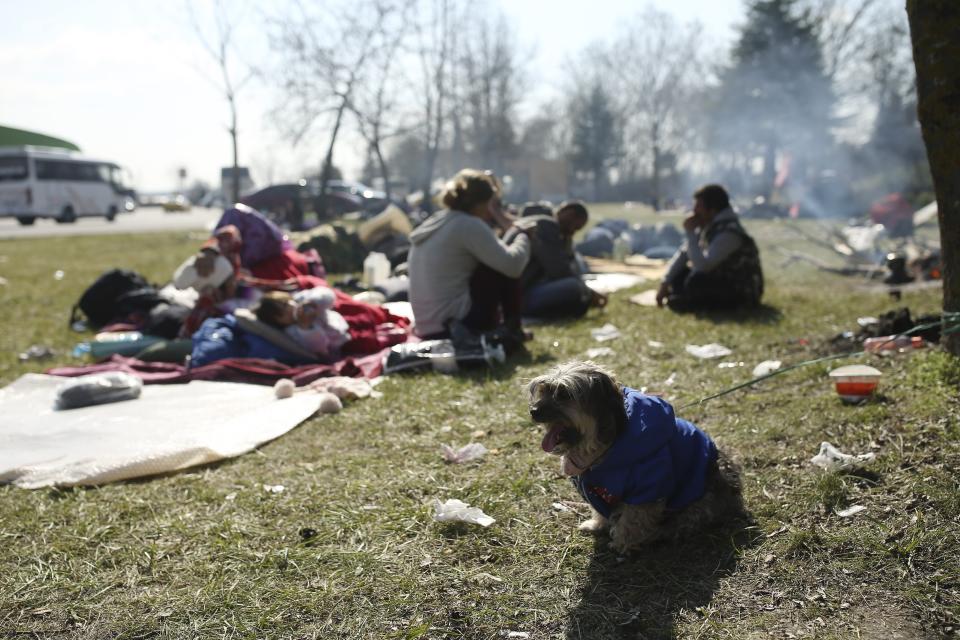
[528,361,743,553]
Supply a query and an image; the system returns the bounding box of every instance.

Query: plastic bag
[810,441,875,471]
[590,323,621,342]
[433,499,495,527]
[441,443,488,463]
[752,360,782,377]
[685,343,733,359]
[382,339,504,375]
[55,372,143,410]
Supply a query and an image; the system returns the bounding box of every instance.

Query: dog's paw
[578,517,609,534]
[609,535,633,555]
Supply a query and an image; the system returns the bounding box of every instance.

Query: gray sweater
[407,209,530,336]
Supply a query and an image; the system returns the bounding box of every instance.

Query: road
[0,206,223,239]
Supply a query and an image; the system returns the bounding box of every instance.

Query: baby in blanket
[255,289,350,362]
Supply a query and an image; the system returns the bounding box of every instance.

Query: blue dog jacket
[571,387,717,518]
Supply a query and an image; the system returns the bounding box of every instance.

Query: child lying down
[255,289,350,362]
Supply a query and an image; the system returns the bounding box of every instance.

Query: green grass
[1,210,958,638]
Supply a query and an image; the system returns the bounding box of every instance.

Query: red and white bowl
[829,364,882,403]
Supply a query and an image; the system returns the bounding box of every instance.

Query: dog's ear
[588,372,627,445]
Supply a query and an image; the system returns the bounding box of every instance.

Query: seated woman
[407,169,531,346]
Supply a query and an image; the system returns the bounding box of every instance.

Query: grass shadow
[565,516,759,639]
[690,303,784,326]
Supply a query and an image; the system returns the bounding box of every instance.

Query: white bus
[0,146,136,225]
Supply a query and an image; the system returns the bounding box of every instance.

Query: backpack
[70,269,156,329]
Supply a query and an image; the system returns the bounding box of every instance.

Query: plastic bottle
[863,335,926,353]
[362,252,391,288]
[612,235,631,263]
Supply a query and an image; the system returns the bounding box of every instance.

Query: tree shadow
[564,515,759,639]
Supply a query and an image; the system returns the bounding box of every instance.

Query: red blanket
[47,350,388,386]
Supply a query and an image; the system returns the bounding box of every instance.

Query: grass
[1,209,958,639]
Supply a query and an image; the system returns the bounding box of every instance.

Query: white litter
[585,347,614,358]
[629,289,659,307]
[647,340,664,348]
[433,499,495,527]
[686,343,732,359]
[583,273,645,295]
[591,323,622,342]
[810,442,876,471]
[263,484,285,494]
[440,443,488,464]
[752,360,783,377]
[664,372,677,386]
[503,632,530,639]
[836,505,867,518]
[718,361,744,369]
[552,502,570,512]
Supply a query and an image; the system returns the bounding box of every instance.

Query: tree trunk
[374,138,391,201]
[229,99,240,204]
[907,0,960,355]
[651,121,661,212]
[319,98,349,219]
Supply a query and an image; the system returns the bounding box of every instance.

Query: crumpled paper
[585,347,614,358]
[752,360,782,377]
[590,323,621,342]
[836,505,867,518]
[810,441,876,471]
[433,499,495,527]
[441,443,488,463]
[686,343,733,359]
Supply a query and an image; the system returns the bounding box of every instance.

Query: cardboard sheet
[0,374,322,488]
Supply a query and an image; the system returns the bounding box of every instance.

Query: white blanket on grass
[0,374,321,488]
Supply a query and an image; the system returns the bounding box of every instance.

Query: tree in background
[606,7,703,209]
[271,0,401,217]
[711,0,834,199]
[907,0,960,355]
[410,0,454,210]
[457,13,525,175]
[568,78,620,201]
[348,1,415,200]
[189,0,253,204]
[860,9,929,198]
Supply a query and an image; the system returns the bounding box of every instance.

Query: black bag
[70,269,154,329]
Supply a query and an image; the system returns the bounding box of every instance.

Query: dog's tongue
[541,425,563,452]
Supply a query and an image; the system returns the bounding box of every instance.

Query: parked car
[324,180,389,213]
[162,194,191,212]
[239,181,364,229]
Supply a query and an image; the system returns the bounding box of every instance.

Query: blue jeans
[523,277,592,319]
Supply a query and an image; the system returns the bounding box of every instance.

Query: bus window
[76,163,101,181]
[0,156,28,181]
[36,159,68,180]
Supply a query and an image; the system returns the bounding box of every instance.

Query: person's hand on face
[682,213,700,233]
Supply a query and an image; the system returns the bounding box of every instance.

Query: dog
[528,361,742,553]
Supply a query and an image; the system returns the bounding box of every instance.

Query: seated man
[656,184,763,311]
[505,200,606,319]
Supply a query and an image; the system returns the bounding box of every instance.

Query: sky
[0,0,744,192]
